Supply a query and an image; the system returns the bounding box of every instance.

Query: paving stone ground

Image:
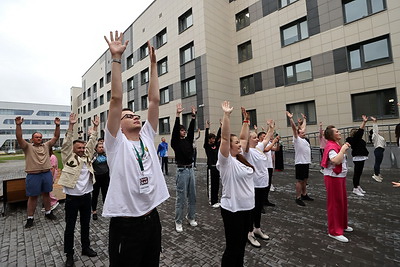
[1,160,400,266]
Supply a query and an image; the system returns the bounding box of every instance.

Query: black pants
[208,166,220,205]
[374,147,384,175]
[91,172,110,211]
[353,160,365,188]
[161,156,169,175]
[64,193,92,255]
[221,208,251,267]
[109,209,162,267]
[265,168,273,203]
[250,187,267,231]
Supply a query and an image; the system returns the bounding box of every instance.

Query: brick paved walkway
[1,161,399,266]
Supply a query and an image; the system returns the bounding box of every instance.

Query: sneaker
[247,233,261,248]
[352,188,364,196]
[378,174,384,179]
[253,228,270,240]
[357,186,366,194]
[186,216,198,227]
[265,201,276,207]
[328,234,348,243]
[25,218,34,228]
[301,194,314,201]
[295,198,306,206]
[211,203,220,208]
[82,247,97,257]
[92,213,98,220]
[50,202,59,211]
[319,169,324,174]
[65,254,74,267]
[270,184,275,192]
[45,211,57,220]
[344,226,353,232]
[261,207,266,214]
[175,223,183,232]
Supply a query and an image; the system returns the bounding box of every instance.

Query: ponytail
[236,153,255,171]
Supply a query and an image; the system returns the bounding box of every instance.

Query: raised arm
[300,113,307,131]
[240,107,250,152]
[147,41,160,131]
[319,122,324,137]
[220,101,233,158]
[360,115,368,129]
[186,106,196,143]
[204,120,210,148]
[86,116,99,156]
[171,104,184,148]
[15,116,28,149]
[371,116,378,135]
[262,120,276,148]
[48,117,61,147]
[61,113,77,163]
[104,31,129,137]
[286,111,298,138]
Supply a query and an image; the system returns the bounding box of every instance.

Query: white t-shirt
[216,151,254,212]
[244,143,269,188]
[323,150,348,178]
[102,121,170,217]
[63,163,93,195]
[264,141,273,168]
[293,136,311,164]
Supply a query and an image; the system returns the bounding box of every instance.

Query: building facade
[72,0,400,159]
[0,101,69,152]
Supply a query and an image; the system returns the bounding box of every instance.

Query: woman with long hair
[217,101,254,266]
[321,125,353,242]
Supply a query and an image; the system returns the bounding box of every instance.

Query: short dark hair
[97,137,104,142]
[257,131,266,139]
[31,132,42,138]
[179,125,186,131]
[208,133,216,139]
[324,125,336,141]
[122,108,133,112]
[73,139,86,145]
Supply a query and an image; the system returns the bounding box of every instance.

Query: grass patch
[0,154,25,163]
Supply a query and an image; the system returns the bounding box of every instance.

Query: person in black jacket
[345,115,369,196]
[171,103,197,232]
[204,119,222,208]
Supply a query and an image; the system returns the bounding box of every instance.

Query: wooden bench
[2,178,28,216]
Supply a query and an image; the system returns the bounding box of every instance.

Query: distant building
[71,0,400,159]
[0,101,69,152]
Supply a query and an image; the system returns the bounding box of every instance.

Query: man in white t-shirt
[102,32,169,267]
[286,112,313,207]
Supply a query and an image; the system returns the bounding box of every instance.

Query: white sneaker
[378,174,384,180]
[357,186,366,194]
[253,228,270,240]
[372,174,382,182]
[344,226,353,232]
[328,234,348,243]
[319,169,324,174]
[50,202,59,211]
[352,188,364,196]
[211,203,220,208]
[270,184,275,192]
[247,233,261,248]
[175,223,183,232]
[186,216,198,227]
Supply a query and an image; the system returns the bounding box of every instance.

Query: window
[179,9,193,33]
[106,71,111,83]
[182,77,196,98]
[159,117,170,134]
[93,99,98,109]
[127,54,134,69]
[83,92,86,100]
[100,112,105,123]
[93,83,97,93]
[182,113,197,130]
[88,103,91,112]
[140,43,149,60]
[285,59,312,85]
[281,17,308,46]
[156,28,167,48]
[160,87,170,104]
[127,76,135,91]
[141,95,148,110]
[141,68,149,84]
[238,41,252,63]
[236,8,250,31]
[348,35,391,71]
[286,101,317,125]
[343,0,386,24]
[351,88,397,120]
[83,106,86,114]
[246,110,257,130]
[280,0,299,8]
[180,42,194,65]
[240,75,255,96]
[128,100,135,111]
[100,95,104,105]
[36,111,69,117]
[87,88,91,97]
[100,77,104,88]
[107,90,111,102]
[158,57,168,75]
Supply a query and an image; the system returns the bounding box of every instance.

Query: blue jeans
[175,167,196,224]
[374,147,384,175]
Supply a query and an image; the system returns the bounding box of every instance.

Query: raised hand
[370,116,377,122]
[148,41,156,64]
[191,106,197,116]
[221,101,233,114]
[69,113,77,125]
[176,103,184,115]
[54,117,61,126]
[362,115,368,122]
[286,111,293,119]
[241,107,249,120]
[104,31,129,58]
[92,115,100,127]
[15,116,24,125]
[206,120,211,128]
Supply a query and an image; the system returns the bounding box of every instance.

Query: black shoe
[301,194,314,201]
[92,214,98,220]
[65,254,74,267]
[82,247,97,257]
[261,207,266,214]
[25,218,34,228]
[295,198,306,207]
[265,201,276,207]
[45,211,57,220]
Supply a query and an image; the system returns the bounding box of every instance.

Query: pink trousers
[324,176,348,236]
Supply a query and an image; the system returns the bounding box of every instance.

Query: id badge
[139,176,150,194]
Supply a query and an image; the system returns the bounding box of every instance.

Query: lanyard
[133,138,146,172]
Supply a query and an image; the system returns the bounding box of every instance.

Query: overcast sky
[0,0,154,106]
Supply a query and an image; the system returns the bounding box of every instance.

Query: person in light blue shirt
[157,137,169,175]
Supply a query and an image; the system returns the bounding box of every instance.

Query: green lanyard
[133,138,145,172]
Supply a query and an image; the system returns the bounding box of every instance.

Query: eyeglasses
[121,114,141,121]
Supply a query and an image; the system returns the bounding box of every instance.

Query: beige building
[71,0,400,159]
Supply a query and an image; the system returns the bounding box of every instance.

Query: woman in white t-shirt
[217,101,254,267]
[321,125,353,243]
[244,122,275,248]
